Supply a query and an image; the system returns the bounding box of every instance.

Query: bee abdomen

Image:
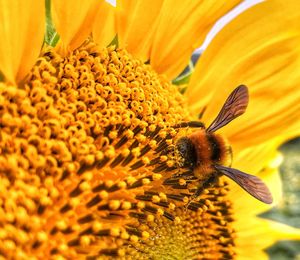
[206,134,221,162]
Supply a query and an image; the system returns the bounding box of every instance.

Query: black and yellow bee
[176,85,273,204]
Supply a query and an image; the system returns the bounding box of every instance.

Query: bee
[176,85,273,204]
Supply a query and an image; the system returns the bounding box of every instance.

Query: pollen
[0,41,236,259]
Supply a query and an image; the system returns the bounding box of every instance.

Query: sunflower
[0,0,300,259]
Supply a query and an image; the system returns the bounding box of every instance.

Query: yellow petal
[233,139,280,175]
[93,1,116,48]
[236,218,300,260]
[116,0,164,61]
[227,169,300,259]
[150,0,242,80]
[237,250,268,260]
[52,0,102,52]
[0,0,44,84]
[186,0,300,150]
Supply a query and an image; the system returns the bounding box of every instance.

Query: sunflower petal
[92,1,116,48]
[227,169,300,259]
[233,139,281,176]
[0,0,44,84]
[186,0,300,150]
[235,218,300,260]
[116,0,164,61]
[149,0,242,79]
[51,0,102,52]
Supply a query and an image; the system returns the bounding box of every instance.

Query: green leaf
[172,60,194,88]
[44,0,60,47]
[109,35,119,48]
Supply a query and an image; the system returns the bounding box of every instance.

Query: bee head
[175,136,197,169]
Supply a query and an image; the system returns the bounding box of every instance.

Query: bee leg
[184,187,202,212]
[173,121,204,129]
[203,175,219,188]
[198,106,206,119]
[186,174,219,210]
[193,187,204,198]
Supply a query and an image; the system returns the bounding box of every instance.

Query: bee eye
[176,137,197,168]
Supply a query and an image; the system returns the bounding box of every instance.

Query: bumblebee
[176,85,273,204]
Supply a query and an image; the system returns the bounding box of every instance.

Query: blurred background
[264,138,300,259]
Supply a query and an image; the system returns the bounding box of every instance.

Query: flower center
[0,41,235,258]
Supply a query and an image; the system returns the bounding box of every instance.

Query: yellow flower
[0,0,299,259]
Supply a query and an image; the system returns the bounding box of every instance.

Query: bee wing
[207,85,249,133]
[215,165,273,204]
